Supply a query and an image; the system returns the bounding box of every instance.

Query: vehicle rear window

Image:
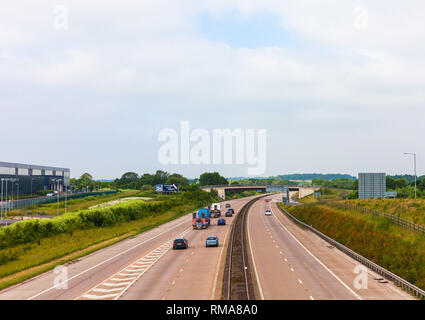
[207,237,216,240]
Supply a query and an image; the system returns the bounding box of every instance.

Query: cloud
[1,1,425,177]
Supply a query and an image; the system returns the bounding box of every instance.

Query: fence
[321,201,425,236]
[277,204,425,299]
[0,190,119,211]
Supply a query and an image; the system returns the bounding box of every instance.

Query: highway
[0,193,415,300]
[0,196,255,300]
[247,194,413,300]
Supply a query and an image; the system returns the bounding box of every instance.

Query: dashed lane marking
[76,227,191,300]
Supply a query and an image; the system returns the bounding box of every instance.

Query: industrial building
[0,161,70,195]
[358,172,396,199]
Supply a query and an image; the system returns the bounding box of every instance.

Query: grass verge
[279,202,425,290]
[0,203,198,291]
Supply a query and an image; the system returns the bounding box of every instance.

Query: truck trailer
[210,203,221,218]
[192,208,211,229]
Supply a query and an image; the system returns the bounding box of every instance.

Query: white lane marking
[77,228,191,300]
[298,279,303,285]
[210,208,234,300]
[310,296,315,300]
[284,258,288,262]
[27,215,191,300]
[125,267,146,272]
[110,277,137,281]
[280,251,283,254]
[93,288,123,293]
[171,280,175,286]
[271,205,363,300]
[118,272,141,276]
[83,293,119,299]
[247,200,265,300]
[290,268,295,272]
[102,282,131,287]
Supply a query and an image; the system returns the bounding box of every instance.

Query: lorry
[192,208,211,229]
[210,203,221,218]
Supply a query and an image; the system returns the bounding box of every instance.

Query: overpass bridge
[200,185,319,200]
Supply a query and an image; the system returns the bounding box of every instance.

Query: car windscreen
[207,237,216,240]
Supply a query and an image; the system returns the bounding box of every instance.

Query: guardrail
[320,201,425,236]
[277,204,425,299]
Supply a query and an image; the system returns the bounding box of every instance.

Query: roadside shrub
[282,203,425,290]
[0,190,219,250]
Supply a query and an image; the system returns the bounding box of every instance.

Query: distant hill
[277,174,356,181]
[388,175,425,183]
[227,174,356,181]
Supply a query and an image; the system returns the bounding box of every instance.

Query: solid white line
[27,215,191,300]
[247,199,265,300]
[210,211,233,299]
[271,205,363,300]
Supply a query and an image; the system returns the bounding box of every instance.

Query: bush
[0,189,219,250]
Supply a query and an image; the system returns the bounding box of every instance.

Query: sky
[1,1,425,179]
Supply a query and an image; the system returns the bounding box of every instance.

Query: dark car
[225,203,231,208]
[218,218,226,225]
[225,211,233,217]
[228,208,234,214]
[173,238,189,249]
[206,236,219,247]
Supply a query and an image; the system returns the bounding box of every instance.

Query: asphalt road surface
[0,193,414,300]
[247,194,413,300]
[0,196,256,300]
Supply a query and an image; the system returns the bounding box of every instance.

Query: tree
[154,170,170,184]
[78,173,93,191]
[139,173,156,186]
[198,172,228,186]
[165,173,189,186]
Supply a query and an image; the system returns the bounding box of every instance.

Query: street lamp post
[52,178,62,216]
[404,152,417,199]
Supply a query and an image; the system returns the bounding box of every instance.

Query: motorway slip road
[247,194,413,300]
[0,196,256,300]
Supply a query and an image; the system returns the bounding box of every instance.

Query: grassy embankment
[225,189,260,200]
[278,202,425,291]
[7,191,139,217]
[0,189,219,290]
[296,188,347,204]
[340,198,425,226]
